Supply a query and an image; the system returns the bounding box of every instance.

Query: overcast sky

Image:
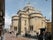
[5,0,51,29]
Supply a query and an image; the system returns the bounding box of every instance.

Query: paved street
[3,32,38,40]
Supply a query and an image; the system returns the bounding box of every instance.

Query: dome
[22,3,41,13]
[17,3,42,15]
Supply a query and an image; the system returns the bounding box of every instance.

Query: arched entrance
[40,28,46,34]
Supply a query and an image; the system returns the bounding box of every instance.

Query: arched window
[30,25,33,31]
[14,27,17,31]
[25,20,26,25]
[25,27,27,33]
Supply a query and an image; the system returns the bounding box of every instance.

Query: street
[3,32,38,40]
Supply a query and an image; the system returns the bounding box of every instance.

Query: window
[14,27,17,31]
[30,25,33,31]
[25,20,26,25]
[42,21,43,27]
[25,27,27,32]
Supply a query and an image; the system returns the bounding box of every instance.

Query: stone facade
[10,4,51,35]
[46,21,51,33]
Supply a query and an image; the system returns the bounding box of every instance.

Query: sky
[5,0,51,29]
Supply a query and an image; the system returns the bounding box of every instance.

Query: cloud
[5,11,17,29]
[5,12,11,29]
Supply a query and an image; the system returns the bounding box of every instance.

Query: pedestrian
[38,33,43,40]
[47,32,51,40]
[44,32,48,40]
[36,32,39,39]
[44,32,51,40]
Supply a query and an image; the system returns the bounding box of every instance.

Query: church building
[10,3,51,35]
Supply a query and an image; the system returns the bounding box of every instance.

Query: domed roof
[22,3,41,13]
[17,3,42,15]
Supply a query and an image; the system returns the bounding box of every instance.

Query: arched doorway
[40,28,46,34]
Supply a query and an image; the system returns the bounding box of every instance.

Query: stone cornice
[12,19,19,21]
[12,16,19,18]
[29,13,43,16]
[29,16,43,19]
